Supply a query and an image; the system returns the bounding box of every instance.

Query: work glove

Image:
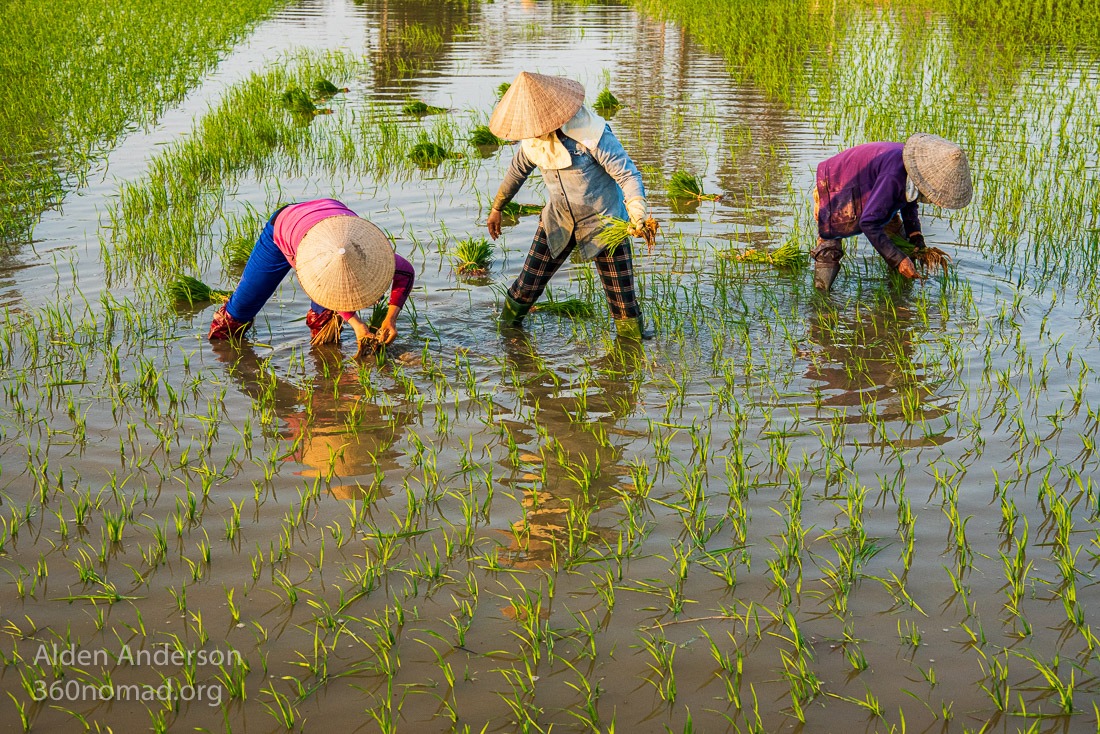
[908,232,927,251]
[626,197,648,229]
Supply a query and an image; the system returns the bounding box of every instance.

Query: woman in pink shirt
[208,199,415,345]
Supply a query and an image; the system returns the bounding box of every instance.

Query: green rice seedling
[496,82,511,98]
[667,170,721,201]
[280,86,330,116]
[531,293,595,318]
[167,276,231,305]
[469,124,506,147]
[311,78,348,98]
[223,234,255,268]
[888,232,952,273]
[593,88,622,114]
[402,99,447,116]
[408,137,461,166]
[451,237,494,278]
[723,239,805,269]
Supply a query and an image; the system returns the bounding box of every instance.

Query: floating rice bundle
[167,276,232,305]
[469,125,506,147]
[408,139,463,166]
[889,233,953,274]
[724,239,805,268]
[667,170,722,201]
[280,86,331,116]
[312,78,349,98]
[402,99,447,116]
[593,88,622,114]
[496,82,511,98]
[532,296,595,319]
[452,237,494,278]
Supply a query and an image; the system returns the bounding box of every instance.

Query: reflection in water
[804,289,952,436]
[213,343,417,499]
[497,333,645,568]
[364,0,480,91]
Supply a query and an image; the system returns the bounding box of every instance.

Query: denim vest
[493,125,645,261]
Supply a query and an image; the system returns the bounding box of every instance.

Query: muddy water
[2,0,1100,732]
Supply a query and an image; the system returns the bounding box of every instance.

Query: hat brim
[489,73,585,141]
[903,133,974,209]
[296,216,395,313]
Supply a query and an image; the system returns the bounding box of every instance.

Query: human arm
[900,200,924,249]
[339,254,415,345]
[488,146,537,240]
[859,176,910,270]
[589,125,646,223]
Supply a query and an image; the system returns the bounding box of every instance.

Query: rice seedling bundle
[595,216,660,254]
[668,170,722,201]
[310,315,344,346]
[889,233,953,274]
[280,86,330,116]
[724,239,805,268]
[408,139,462,166]
[311,78,349,98]
[167,276,232,305]
[496,82,512,98]
[452,237,494,277]
[469,125,506,147]
[594,88,622,114]
[501,202,544,218]
[531,296,595,318]
[402,99,447,116]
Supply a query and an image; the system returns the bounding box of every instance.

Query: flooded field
[1,0,1099,731]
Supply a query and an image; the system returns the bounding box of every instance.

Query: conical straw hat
[296,216,395,312]
[902,133,974,209]
[489,72,585,141]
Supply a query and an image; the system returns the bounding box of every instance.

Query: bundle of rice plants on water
[532,294,595,319]
[402,99,447,116]
[168,276,232,305]
[496,82,511,98]
[452,237,494,278]
[723,239,805,268]
[408,137,462,166]
[280,86,331,116]
[312,78,348,99]
[593,88,622,114]
[667,170,722,201]
[469,125,506,147]
[889,233,952,274]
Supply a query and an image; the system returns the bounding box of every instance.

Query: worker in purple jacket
[812,133,973,290]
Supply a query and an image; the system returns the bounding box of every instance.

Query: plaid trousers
[507,224,640,319]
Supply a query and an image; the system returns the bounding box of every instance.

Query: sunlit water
[2,1,1099,731]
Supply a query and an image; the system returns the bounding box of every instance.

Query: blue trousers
[225,207,327,322]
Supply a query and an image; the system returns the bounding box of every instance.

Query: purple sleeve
[859,175,909,269]
[388,254,415,309]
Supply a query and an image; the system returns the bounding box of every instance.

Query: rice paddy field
[1,0,1099,731]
